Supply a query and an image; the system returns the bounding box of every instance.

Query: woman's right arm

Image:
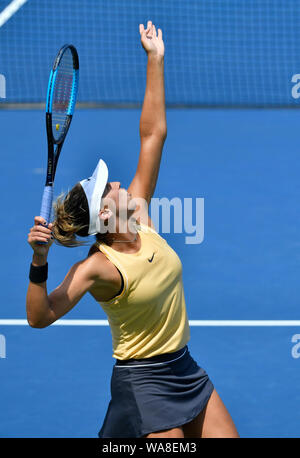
[26,216,53,327]
[26,217,113,328]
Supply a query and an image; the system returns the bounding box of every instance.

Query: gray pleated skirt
[98,345,214,438]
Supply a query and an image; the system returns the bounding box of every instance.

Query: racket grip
[40,185,53,224]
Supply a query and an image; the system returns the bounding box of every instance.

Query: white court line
[0,0,28,28]
[0,319,300,326]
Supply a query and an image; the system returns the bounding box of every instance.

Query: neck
[96,217,141,251]
[104,219,139,246]
[111,232,138,243]
[105,230,140,254]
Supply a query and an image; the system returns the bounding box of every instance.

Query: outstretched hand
[139,21,164,58]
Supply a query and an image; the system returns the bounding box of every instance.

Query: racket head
[40,44,79,225]
[46,44,79,145]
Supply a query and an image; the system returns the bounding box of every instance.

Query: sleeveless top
[95,223,190,360]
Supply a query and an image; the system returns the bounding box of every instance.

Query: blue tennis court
[1,0,300,439]
[1,108,300,437]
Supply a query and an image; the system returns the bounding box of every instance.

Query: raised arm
[128,21,167,206]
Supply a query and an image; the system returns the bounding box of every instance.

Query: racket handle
[40,185,53,224]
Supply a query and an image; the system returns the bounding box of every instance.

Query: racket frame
[40,44,79,224]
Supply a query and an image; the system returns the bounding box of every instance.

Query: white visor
[79,158,109,235]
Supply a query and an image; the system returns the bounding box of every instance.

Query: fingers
[152,24,157,38]
[29,217,53,243]
[146,21,155,39]
[34,216,48,226]
[139,21,164,57]
[140,20,160,39]
[139,21,151,36]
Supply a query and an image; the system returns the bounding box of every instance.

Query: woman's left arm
[128,21,166,207]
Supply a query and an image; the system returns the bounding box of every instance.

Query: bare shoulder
[85,244,122,302]
[85,244,119,284]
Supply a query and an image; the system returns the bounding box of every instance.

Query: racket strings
[52,48,75,141]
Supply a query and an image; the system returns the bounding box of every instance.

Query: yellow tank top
[95,223,190,360]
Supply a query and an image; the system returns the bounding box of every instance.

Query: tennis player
[27,21,239,439]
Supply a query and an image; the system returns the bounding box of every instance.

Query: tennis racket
[39,44,79,226]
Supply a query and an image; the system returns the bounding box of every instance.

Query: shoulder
[85,244,123,301]
[85,243,120,284]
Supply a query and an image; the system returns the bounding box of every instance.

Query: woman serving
[27,21,239,438]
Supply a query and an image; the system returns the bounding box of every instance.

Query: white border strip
[190,320,300,326]
[1,319,300,327]
[0,0,28,28]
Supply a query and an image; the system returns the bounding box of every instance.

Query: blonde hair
[52,183,90,248]
[52,182,111,248]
